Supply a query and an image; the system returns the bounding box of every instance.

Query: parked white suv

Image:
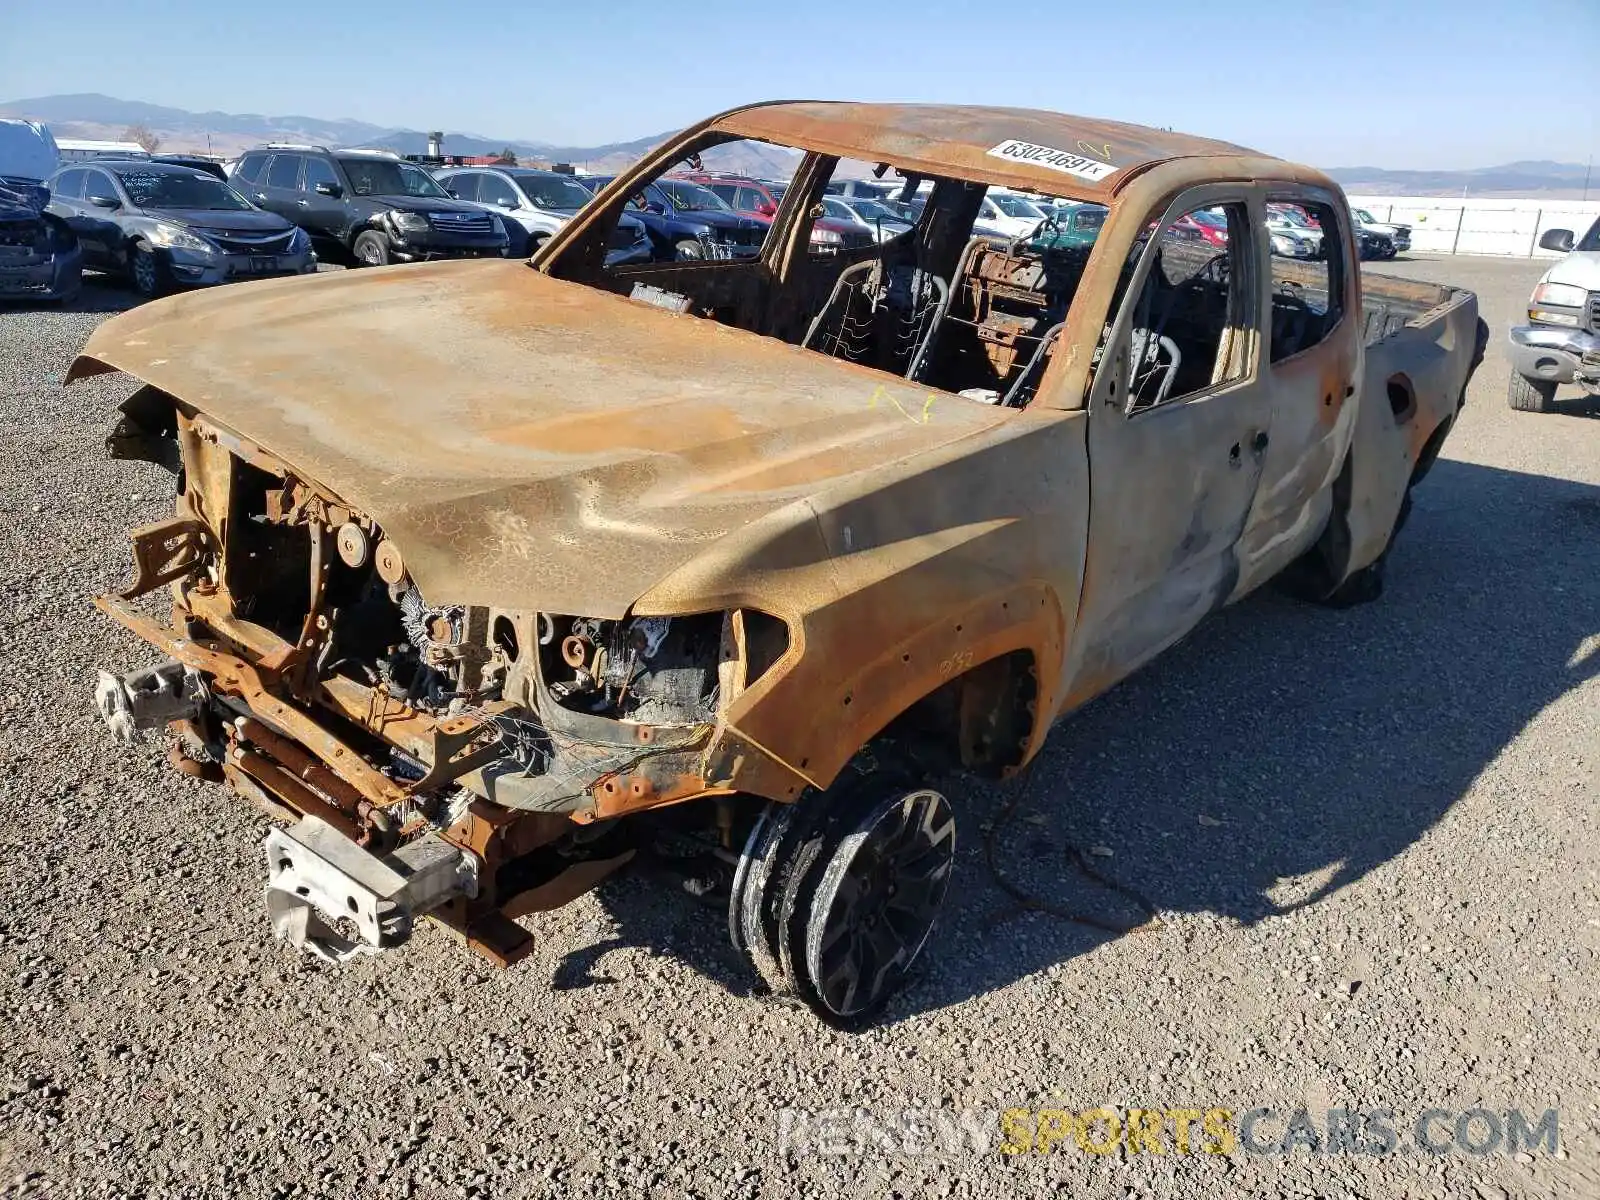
[980,189,1050,238]
[1506,218,1600,411]
[434,166,601,253]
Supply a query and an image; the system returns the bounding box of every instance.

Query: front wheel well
[878,648,1040,778]
[41,212,76,245]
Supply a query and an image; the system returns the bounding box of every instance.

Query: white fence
[1347,194,1600,258]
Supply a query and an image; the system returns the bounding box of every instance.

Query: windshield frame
[509,170,596,212]
[112,167,255,212]
[659,179,736,214]
[336,157,452,200]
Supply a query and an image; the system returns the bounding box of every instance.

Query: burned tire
[352,230,391,267]
[1276,453,1399,608]
[1507,372,1556,413]
[730,764,955,1027]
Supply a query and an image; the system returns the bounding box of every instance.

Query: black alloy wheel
[353,230,390,267]
[128,242,167,298]
[730,766,956,1027]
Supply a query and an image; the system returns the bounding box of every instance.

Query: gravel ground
[1,256,1596,1200]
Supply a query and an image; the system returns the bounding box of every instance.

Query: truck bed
[1358,271,1470,346]
[1273,259,1469,346]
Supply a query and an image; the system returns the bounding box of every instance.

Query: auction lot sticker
[987,140,1116,182]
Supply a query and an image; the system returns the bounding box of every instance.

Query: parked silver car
[827,196,914,243]
[46,160,314,298]
[434,166,651,264]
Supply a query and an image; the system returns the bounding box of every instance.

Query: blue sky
[2,0,1595,169]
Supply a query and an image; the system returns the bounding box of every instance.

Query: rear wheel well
[879,648,1039,778]
[1410,412,1454,485]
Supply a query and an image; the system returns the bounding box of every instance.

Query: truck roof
[712,102,1262,200]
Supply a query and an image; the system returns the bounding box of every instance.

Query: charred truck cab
[80,101,1485,1025]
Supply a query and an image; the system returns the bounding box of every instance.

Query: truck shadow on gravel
[563,459,1600,1024]
[1548,393,1600,419]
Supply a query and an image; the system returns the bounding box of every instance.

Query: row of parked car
[1,115,1412,306]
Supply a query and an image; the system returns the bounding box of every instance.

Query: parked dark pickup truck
[80,101,1486,1026]
[233,145,508,266]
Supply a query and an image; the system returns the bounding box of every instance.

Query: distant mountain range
[0,92,693,173]
[2,94,1593,197]
[1327,160,1597,200]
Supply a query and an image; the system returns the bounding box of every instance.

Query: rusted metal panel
[95,596,411,810]
[1345,291,1485,573]
[713,102,1255,202]
[116,517,210,599]
[70,261,1016,619]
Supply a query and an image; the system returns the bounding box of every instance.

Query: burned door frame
[1230,183,1362,598]
[1060,181,1270,704]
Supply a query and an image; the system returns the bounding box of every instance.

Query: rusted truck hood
[71,260,1012,617]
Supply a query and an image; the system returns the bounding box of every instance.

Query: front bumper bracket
[265,817,478,963]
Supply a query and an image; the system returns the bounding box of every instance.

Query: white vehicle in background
[825,177,1033,240]
[432,165,602,254]
[979,189,1050,238]
[1351,207,1411,254]
[54,138,150,162]
[1506,218,1600,412]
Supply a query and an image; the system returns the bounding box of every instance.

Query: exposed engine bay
[92,403,790,967]
[216,457,735,735]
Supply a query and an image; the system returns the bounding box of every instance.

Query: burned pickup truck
[78,102,1486,1025]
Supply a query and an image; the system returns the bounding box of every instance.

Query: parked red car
[1176,208,1230,248]
[1268,202,1321,230]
